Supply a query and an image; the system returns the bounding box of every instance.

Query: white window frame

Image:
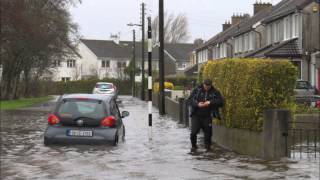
[292,14,299,38]
[267,25,272,45]
[67,60,75,68]
[61,77,71,82]
[284,16,292,40]
[249,32,255,51]
[272,21,280,43]
[101,60,110,68]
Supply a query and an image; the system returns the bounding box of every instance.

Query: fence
[286,114,320,158]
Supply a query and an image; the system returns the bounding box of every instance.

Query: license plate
[67,130,93,137]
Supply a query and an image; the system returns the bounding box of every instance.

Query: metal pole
[132,29,136,97]
[141,2,145,101]
[147,17,153,140]
[159,0,165,115]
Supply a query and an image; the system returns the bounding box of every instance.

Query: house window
[284,16,292,40]
[61,77,71,82]
[67,60,75,68]
[117,62,126,68]
[292,14,300,38]
[249,32,255,51]
[267,25,272,45]
[240,36,244,52]
[291,60,302,80]
[53,60,61,67]
[101,60,110,68]
[272,21,280,43]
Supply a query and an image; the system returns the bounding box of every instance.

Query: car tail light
[101,116,116,127]
[48,114,60,125]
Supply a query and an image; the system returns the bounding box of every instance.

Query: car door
[110,100,124,138]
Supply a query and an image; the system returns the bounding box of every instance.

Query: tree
[152,12,190,44]
[0,0,80,99]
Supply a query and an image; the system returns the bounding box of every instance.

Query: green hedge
[47,79,132,95]
[202,58,298,131]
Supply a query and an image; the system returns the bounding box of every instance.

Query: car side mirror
[121,111,130,118]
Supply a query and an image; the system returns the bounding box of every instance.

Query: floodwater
[1,96,319,180]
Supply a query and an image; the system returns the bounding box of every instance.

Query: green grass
[0,96,53,110]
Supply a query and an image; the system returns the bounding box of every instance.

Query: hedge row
[202,58,298,131]
[46,79,132,95]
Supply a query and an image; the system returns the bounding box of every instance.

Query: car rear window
[57,99,107,119]
[96,84,113,89]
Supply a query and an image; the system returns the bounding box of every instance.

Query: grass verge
[0,96,53,110]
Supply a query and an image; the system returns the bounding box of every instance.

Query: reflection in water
[1,96,319,180]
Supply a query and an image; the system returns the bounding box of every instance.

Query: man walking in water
[189,79,224,152]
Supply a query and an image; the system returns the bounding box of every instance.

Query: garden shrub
[202,58,298,131]
[153,82,174,93]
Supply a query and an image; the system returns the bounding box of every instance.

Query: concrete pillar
[262,109,290,160]
[178,98,185,124]
[183,99,190,127]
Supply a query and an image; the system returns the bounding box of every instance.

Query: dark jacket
[188,85,224,119]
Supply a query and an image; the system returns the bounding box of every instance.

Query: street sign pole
[147,17,153,140]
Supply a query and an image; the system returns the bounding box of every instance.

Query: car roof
[61,94,114,102]
[96,82,113,85]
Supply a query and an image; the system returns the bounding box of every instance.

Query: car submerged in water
[44,94,129,145]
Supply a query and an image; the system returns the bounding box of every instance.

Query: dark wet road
[1,96,319,179]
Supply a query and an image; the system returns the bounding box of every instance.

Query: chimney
[222,21,231,31]
[254,2,272,15]
[231,13,250,25]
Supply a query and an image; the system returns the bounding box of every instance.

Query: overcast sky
[70,0,282,43]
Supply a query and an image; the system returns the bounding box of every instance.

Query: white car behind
[93,82,117,96]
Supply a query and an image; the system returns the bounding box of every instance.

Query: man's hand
[198,102,205,108]
[203,101,210,106]
[198,101,210,108]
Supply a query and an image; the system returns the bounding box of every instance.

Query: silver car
[44,94,129,145]
[294,80,316,96]
[92,82,117,96]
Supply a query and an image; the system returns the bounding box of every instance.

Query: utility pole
[141,2,146,101]
[147,17,153,140]
[132,29,136,97]
[159,0,165,115]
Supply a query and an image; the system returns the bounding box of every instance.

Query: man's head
[203,79,212,91]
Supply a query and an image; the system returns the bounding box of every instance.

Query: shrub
[202,58,298,131]
[164,76,197,87]
[153,82,174,92]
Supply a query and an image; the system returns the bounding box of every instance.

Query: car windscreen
[57,99,107,119]
[96,84,113,89]
[296,81,309,89]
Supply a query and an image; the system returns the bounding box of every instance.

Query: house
[44,45,83,82]
[192,0,320,91]
[48,39,196,81]
[247,0,320,89]
[119,41,196,76]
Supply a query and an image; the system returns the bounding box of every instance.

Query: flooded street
[1,96,319,179]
